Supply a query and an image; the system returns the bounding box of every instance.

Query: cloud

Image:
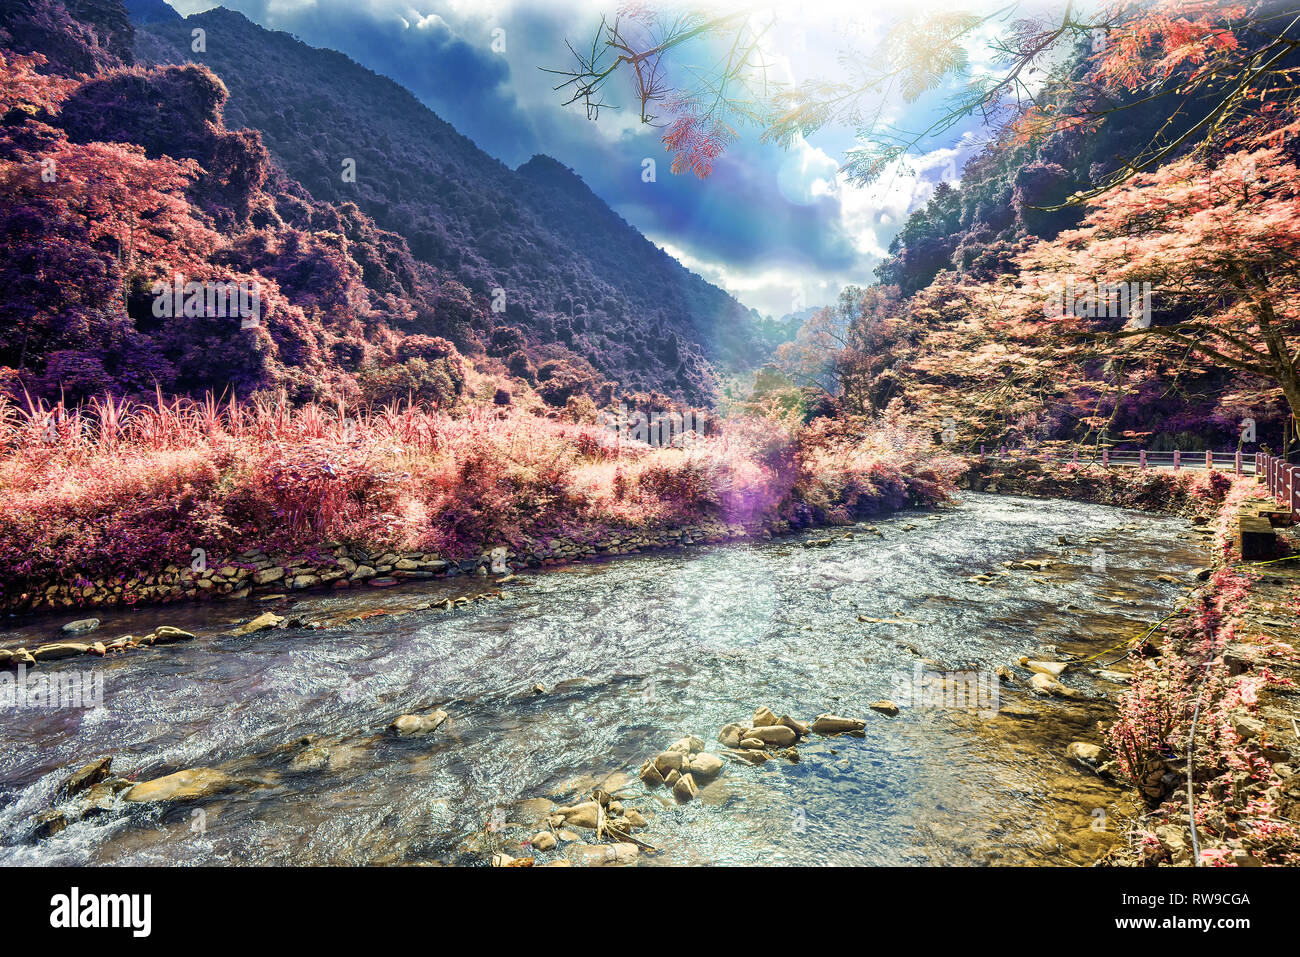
[162,0,1000,316]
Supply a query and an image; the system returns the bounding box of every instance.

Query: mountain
[123,0,180,25]
[132,8,760,404]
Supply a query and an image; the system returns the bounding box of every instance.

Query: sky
[164,0,1071,318]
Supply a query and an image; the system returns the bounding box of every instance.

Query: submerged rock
[665,735,705,755]
[61,618,100,635]
[572,842,639,866]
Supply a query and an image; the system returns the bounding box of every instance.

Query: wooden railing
[974,446,1299,521]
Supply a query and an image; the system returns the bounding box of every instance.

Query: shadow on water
[0,493,1206,865]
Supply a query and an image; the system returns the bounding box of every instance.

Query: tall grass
[0,391,959,600]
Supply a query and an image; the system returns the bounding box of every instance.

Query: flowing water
[0,493,1207,866]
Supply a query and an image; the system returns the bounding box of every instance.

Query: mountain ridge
[133,7,760,404]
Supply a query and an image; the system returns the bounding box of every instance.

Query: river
[0,493,1206,865]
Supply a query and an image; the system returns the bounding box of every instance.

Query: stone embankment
[2,519,778,615]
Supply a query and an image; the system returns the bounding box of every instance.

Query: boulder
[752,706,778,728]
[229,613,284,637]
[811,714,866,735]
[61,618,100,635]
[653,751,689,776]
[673,772,698,803]
[1029,672,1078,698]
[31,642,90,661]
[1230,712,1265,740]
[1066,742,1105,768]
[870,700,900,717]
[688,753,724,782]
[556,801,601,829]
[149,626,196,645]
[532,831,557,851]
[389,709,449,736]
[639,760,665,787]
[738,737,767,750]
[778,715,810,737]
[1019,657,1067,679]
[743,725,797,747]
[29,809,67,841]
[717,723,748,748]
[123,768,232,803]
[55,757,112,802]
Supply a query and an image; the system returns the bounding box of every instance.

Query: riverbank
[965,458,1299,865]
[0,399,958,616]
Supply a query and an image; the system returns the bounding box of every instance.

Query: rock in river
[1066,742,1105,768]
[811,714,866,735]
[718,723,748,748]
[743,725,797,747]
[55,757,112,801]
[123,768,232,803]
[1019,657,1067,678]
[688,753,724,782]
[673,772,699,803]
[229,613,284,637]
[30,642,90,662]
[148,626,196,645]
[870,700,900,717]
[389,709,449,736]
[556,801,601,829]
[61,618,100,635]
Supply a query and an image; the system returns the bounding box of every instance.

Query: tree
[1020,142,1300,443]
[551,2,1300,202]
